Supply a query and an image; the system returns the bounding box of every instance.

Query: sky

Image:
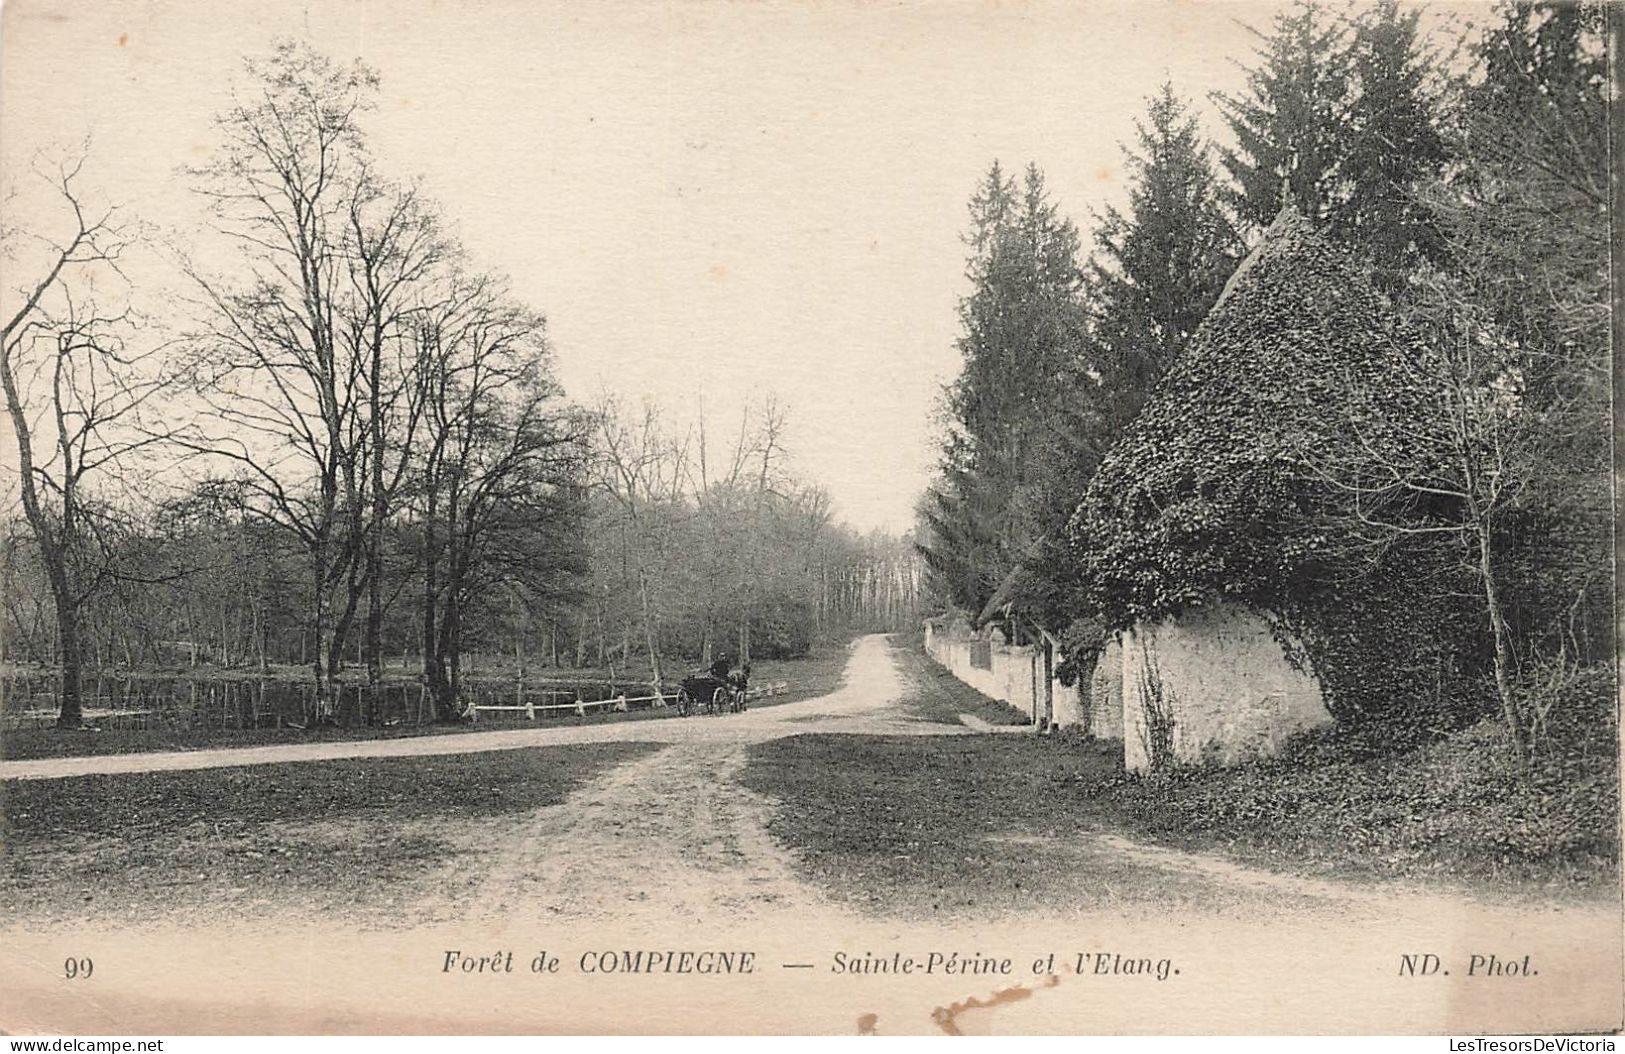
[0,0,1477,533]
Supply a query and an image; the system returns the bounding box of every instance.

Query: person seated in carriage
[708,654,749,694]
[678,654,749,714]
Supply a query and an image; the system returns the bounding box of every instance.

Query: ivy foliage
[1062,208,1480,726]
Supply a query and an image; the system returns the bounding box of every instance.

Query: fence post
[1042,637,1055,731]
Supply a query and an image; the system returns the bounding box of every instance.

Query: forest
[918,0,1614,765]
[1,42,921,729]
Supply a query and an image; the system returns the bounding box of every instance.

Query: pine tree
[963,159,1017,275]
[1215,0,1449,274]
[1088,83,1243,432]
[920,162,1095,615]
[1213,0,1353,231]
[1340,0,1449,281]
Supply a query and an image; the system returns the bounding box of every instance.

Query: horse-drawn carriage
[675,666,749,716]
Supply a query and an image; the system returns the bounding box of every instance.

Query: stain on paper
[930,973,1062,1036]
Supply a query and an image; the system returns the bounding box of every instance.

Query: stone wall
[1119,602,1331,773]
[1085,636,1124,739]
[923,617,1087,729]
[1052,658,1086,729]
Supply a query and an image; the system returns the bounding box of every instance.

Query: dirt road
[4,635,1619,1036]
[381,634,961,927]
[0,635,965,782]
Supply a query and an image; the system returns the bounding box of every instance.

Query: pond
[0,671,664,731]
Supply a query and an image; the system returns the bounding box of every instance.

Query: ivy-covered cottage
[1067,206,1455,772]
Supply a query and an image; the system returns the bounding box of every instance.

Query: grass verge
[0,741,659,923]
[743,646,1618,915]
[741,733,1129,917]
[888,633,1032,726]
[1093,718,1619,892]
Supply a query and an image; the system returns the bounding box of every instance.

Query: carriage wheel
[709,687,728,715]
[676,687,694,717]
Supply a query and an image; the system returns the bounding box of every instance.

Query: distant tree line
[1,41,920,727]
[919,1,1613,760]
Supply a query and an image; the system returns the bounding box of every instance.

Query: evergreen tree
[1088,83,1243,432]
[1215,0,1449,276]
[1427,1,1612,669]
[1452,0,1608,386]
[1341,0,1449,280]
[919,162,1095,615]
[963,159,1018,274]
[1213,0,1353,230]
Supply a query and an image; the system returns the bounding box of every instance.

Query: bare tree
[339,174,449,690]
[416,275,580,720]
[592,394,691,700]
[1296,266,1538,765]
[0,155,172,726]
[182,41,382,718]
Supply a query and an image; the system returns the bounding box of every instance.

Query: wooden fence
[1,670,792,731]
[469,680,790,720]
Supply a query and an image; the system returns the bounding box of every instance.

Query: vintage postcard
[1,0,1620,1037]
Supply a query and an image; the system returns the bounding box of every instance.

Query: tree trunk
[327,586,360,723]
[1478,520,1529,767]
[54,598,83,729]
[436,590,462,721]
[257,599,269,672]
[309,551,330,724]
[638,570,664,698]
[365,554,384,688]
[363,562,382,727]
[364,316,387,690]
[422,485,456,721]
[422,510,438,683]
[0,335,82,730]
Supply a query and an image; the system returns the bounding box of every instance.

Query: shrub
[1517,657,1615,761]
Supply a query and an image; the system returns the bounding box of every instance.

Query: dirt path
[0,635,965,782]
[391,634,951,927]
[404,741,844,927]
[8,635,1577,932]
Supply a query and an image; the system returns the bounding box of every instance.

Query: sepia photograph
[0,0,1619,1037]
